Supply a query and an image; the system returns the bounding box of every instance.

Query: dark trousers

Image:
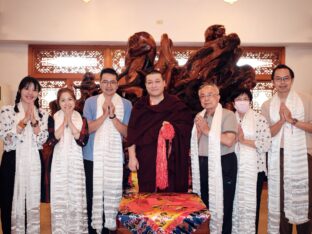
[255,171,266,234]
[279,150,312,234]
[40,145,53,203]
[199,152,237,234]
[83,159,109,234]
[0,151,16,234]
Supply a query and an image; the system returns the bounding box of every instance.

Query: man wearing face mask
[230,88,271,234]
[261,64,312,234]
[190,83,238,234]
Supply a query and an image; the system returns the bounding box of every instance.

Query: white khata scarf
[92,94,124,233]
[268,90,309,233]
[191,103,223,234]
[11,103,41,234]
[51,110,88,234]
[232,109,258,234]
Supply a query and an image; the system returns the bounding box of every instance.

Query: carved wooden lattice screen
[29,45,284,111]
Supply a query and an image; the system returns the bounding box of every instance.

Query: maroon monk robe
[127,93,193,192]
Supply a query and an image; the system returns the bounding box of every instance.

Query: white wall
[0,81,13,162]
[0,43,28,98]
[287,46,312,95]
[0,0,312,96]
[0,0,312,45]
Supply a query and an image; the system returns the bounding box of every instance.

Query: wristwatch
[291,118,298,126]
[109,114,116,119]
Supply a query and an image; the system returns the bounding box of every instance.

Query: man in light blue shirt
[83,68,132,234]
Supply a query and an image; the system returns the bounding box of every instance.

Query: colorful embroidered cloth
[118,193,210,233]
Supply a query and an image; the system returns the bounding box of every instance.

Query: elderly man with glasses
[190,83,238,234]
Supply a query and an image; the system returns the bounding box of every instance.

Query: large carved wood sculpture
[118,25,256,112]
[74,72,101,114]
[118,32,156,98]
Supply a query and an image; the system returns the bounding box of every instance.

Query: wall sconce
[82,0,92,3]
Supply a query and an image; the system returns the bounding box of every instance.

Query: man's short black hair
[100,68,118,80]
[145,69,165,80]
[271,64,295,80]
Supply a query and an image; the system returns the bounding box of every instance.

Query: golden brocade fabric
[118,193,210,233]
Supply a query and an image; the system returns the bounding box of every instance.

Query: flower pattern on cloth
[0,105,49,152]
[118,193,210,234]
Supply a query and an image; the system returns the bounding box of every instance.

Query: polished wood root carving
[74,72,101,114]
[118,25,256,112]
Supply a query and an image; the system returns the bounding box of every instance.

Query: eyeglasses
[274,76,290,83]
[101,80,118,86]
[199,93,219,99]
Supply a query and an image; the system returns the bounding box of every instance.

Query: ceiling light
[224,0,238,4]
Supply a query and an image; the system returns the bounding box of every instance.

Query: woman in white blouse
[231,88,271,234]
[0,76,49,234]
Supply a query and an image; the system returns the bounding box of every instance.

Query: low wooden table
[117,193,210,233]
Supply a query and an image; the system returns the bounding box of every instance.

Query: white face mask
[234,100,250,113]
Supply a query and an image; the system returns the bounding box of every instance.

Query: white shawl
[11,103,41,234]
[268,90,309,233]
[51,110,88,234]
[92,94,124,233]
[191,103,223,234]
[232,109,258,234]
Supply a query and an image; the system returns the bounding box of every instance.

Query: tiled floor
[258,185,268,234]
[40,190,268,233]
[0,186,297,234]
[41,193,266,233]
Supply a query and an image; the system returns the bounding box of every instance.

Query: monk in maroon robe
[127,70,193,192]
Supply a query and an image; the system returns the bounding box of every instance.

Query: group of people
[0,64,311,234]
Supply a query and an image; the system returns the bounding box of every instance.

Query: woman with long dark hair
[0,76,49,234]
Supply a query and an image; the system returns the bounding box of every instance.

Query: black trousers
[83,159,109,234]
[255,171,266,234]
[279,150,312,234]
[0,151,16,234]
[199,152,237,234]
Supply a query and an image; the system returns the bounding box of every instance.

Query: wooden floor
[0,186,297,234]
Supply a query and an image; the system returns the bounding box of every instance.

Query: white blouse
[237,111,271,174]
[0,105,49,152]
[254,112,271,174]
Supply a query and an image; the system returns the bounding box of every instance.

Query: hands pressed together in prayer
[195,115,210,138]
[269,102,301,137]
[237,125,245,143]
[17,103,40,135]
[64,106,81,139]
[236,124,257,149]
[63,107,73,127]
[54,104,80,139]
[279,103,294,124]
[102,100,116,119]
